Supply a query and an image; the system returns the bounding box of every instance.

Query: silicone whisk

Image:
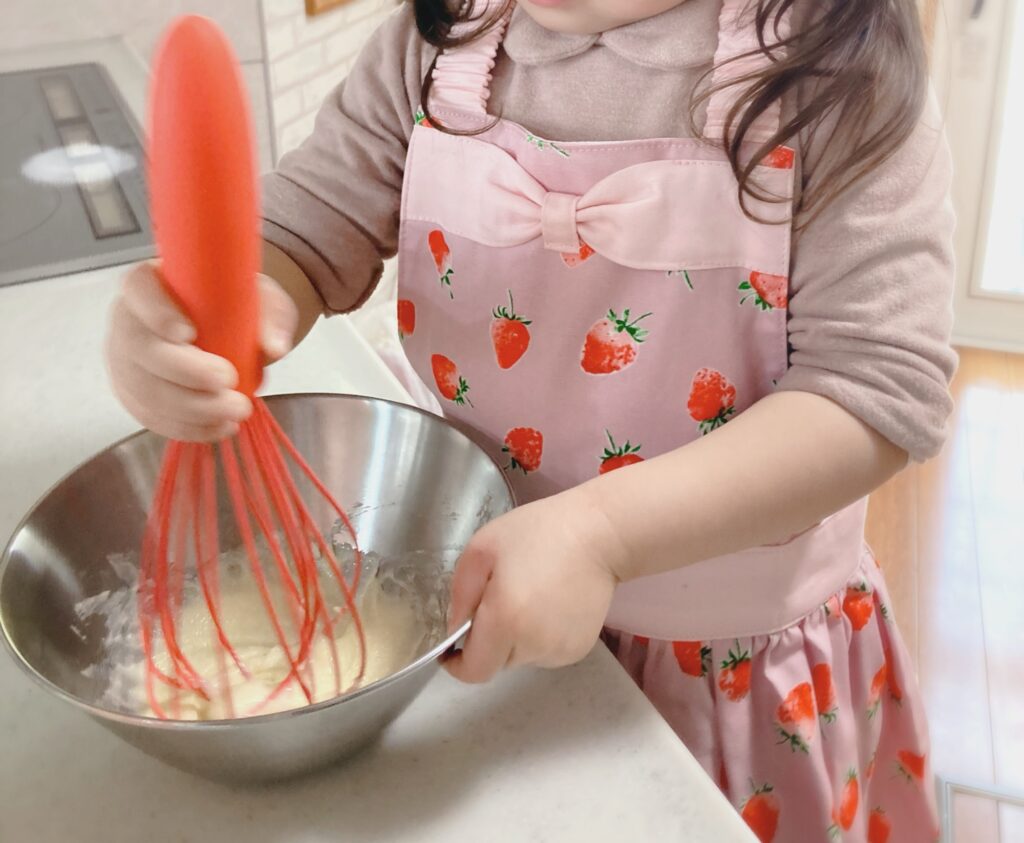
[139,15,366,718]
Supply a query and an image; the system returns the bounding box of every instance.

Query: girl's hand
[104,262,298,442]
[444,490,625,684]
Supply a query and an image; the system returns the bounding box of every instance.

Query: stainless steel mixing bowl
[0,394,514,783]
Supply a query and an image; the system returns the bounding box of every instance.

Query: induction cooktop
[0,62,154,287]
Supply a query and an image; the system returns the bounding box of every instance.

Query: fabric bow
[404,128,794,276]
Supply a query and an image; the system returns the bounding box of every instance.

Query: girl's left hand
[444,489,624,684]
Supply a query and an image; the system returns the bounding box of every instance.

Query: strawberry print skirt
[604,550,938,843]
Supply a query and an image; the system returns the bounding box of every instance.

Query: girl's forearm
[261,240,325,347]
[577,391,908,582]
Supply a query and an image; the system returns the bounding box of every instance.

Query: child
[106,0,955,838]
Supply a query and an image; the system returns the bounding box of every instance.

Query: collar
[502,0,721,71]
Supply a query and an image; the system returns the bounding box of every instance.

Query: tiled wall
[261,0,400,157]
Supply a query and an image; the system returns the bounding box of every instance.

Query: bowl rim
[0,391,514,729]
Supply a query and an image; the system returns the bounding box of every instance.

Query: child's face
[518,0,688,34]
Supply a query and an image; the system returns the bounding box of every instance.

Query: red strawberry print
[896,750,926,783]
[688,368,737,434]
[741,783,780,843]
[633,635,650,647]
[580,308,651,375]
[718,642,752,701]
[502,427,543,474]
[673,640,712,677]
[428,229,454,296]
[866,752,877,782]
[843,582,874,631]
[718,757,730,793]
[812,663,838,723]
[868,808,891,843]
[884,643,903,704]
[397,299,415,340]
[739,271,788,310]
[830,770,859,832]
[776,682,816,753]
[599,431,644,475]
[867,664,887,719]
[413,107,432,128]
[761,145,795,169]
[490,291,532,369]
[823,593,842,617]
[560,241,594,267]
[431,354,471,406]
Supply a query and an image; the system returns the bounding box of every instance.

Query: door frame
[935,0,1024,352]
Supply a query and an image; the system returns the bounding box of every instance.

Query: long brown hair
[413,0,928,223]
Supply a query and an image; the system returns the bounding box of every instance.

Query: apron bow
[405,128,794,276]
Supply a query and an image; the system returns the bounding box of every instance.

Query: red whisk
[138,15,366,719]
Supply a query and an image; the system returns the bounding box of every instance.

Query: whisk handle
[147,15,262,398]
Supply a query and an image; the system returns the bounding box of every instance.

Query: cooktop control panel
[0,63,155,286]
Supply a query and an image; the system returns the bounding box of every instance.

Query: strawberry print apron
[391,2,938,840]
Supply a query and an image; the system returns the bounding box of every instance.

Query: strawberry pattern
[776,682,816,753]
[431,354,471,406]
[741,783,780,843]
[688,368,737,434]
[599,431,643,475]
[673,640,712,677]
[604,550,938,843]
[502,427,543,475]
[829,770,860,834]
[561,241,594,267]
[395,15,934,840]
[397,299,415,340]
[428,229,454,297]
[580,308,651,375]
[739,271,788,311]
[490,291,532,369]
[719,642,752,701]
[812,663,838,723]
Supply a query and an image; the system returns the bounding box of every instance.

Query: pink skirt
[604,550,939,843]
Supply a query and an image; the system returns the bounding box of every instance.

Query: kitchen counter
[0,267,755,842]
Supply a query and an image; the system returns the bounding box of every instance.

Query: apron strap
[703,0,792,144]
[429,0,510,116]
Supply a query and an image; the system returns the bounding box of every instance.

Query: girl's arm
[260,241,323,349]
[577,391,906,582]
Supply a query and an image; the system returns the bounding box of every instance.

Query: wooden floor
[866,347,1024,843]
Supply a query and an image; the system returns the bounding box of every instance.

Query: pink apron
[390,2,938,840]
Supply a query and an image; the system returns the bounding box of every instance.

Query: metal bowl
[0,394,514,783]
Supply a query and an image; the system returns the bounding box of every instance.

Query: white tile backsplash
[263,0,399,156]
[264,18,298,60]
[271,40,325,90]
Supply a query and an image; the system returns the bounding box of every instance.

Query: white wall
[261,0,399,157]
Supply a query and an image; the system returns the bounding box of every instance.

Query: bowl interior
[0,394,513,717]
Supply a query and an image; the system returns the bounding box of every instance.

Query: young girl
[106,0,956,838]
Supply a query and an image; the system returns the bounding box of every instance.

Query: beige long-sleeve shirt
[261,0,957,461]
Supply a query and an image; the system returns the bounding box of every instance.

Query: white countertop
[0,266,754,842]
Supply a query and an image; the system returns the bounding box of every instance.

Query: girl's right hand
[105,262,298,442]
